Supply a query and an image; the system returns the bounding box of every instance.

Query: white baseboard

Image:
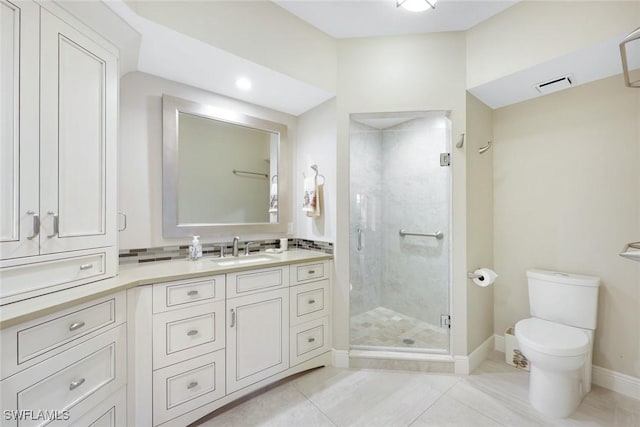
[454,356,469,374]
[469,335,495,374]
[592,365,640,400]
[331,349,349,368]
[494,334,640,399]
[454,335,495,375]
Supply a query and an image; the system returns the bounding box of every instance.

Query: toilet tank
[527,269,600,330]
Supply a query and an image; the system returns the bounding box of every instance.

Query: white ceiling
[274,0,518,38]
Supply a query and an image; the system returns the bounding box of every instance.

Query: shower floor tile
[350,306,449,350]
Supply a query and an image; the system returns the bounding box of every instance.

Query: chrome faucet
[232,236,240,257]
[244,242,255,256]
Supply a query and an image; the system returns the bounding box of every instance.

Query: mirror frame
[162,94,288,237]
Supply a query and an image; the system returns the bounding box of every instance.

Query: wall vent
[534,74,573,95]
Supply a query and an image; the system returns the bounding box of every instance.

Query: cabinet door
[39,8,117,254]
[227,288,289,394]
[0,0,39,260]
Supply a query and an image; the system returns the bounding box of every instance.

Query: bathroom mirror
[162,94,287,237]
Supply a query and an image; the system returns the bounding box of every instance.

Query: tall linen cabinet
[0,0,118,302]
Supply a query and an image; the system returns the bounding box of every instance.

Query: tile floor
[350,307,449,351]
[193,352,640,427]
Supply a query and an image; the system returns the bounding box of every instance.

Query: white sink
[212,253,277,267]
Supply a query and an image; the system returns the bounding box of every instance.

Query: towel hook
[479,140,492,154]
[271,175,278,183]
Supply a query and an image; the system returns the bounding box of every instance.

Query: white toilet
[515,269,600,418]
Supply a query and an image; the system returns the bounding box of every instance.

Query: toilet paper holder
[467,272,483,279]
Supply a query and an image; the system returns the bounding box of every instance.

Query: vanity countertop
[0,249,332,328]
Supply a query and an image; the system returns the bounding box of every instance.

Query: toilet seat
[516,318,589,357]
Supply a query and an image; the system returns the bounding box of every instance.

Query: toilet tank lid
[526,269,600,287]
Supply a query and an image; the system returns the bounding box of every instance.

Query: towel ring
[303,164,326,185]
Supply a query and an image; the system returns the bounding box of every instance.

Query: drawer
[0,292,126,379]
[153,275,225,313]
[290,280,330,326]
[291,261,328,285]
[290,317,330,367]
[227,265,289,298]
[0,251,107,301]
[0,324,127,427]
[153,349,225,426]
[69,386,127,427]
[153,301,226,369]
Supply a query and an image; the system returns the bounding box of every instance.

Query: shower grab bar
[356,227,363,251]
[399,229,443,240]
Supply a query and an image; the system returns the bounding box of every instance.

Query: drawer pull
[187,381,199,390]
[79,263,94,271]
[187,330,198,337]
[308,299,316,304]
[69,321,86,331]
[27,211,39,240]
[308,337,315,343]
[187,290,199,296]
[69,378,86,391]
[308,270,315,274]
[47,212,59,238]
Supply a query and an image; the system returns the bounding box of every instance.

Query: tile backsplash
[119,238,333,265]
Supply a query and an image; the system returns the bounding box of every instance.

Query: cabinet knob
[69,378,86,391]
[69,321,86,331]
[187,290,199,296]
[187,330,198,337]
[187,381,198,390]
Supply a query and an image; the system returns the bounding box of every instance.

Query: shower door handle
[356,228,363,251]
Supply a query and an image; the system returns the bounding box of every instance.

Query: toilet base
[529,365,585,418]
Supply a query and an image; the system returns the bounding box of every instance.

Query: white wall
[493,75,640,378]
[118,72,296,249]
[466,1,639,89]
[335,33,469,355]
[125,0,337,93]
[295,99,337,243]
[465,93,494,352]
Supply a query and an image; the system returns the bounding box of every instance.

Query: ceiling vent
[534,74,573,95]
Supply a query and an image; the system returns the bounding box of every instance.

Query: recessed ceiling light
[397,0,437,12]
[236,77,252,90]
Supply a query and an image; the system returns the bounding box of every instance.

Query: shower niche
[349,111,452,354]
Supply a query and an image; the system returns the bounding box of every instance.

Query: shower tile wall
[350,121,383,316]
[350,114,450,343]
[381,117,450,327]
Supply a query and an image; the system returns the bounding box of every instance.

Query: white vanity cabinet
[226,286,290,394]
[289,261,331,366]
[134,258,331,427]
[0,291,127,427]
[0,0,118,302]
[146,276,227,426]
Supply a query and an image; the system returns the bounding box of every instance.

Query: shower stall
[349,112,451,354]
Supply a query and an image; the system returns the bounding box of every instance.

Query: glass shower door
[349,112,451,354]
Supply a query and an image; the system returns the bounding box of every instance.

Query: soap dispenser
[189,235,202,260]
